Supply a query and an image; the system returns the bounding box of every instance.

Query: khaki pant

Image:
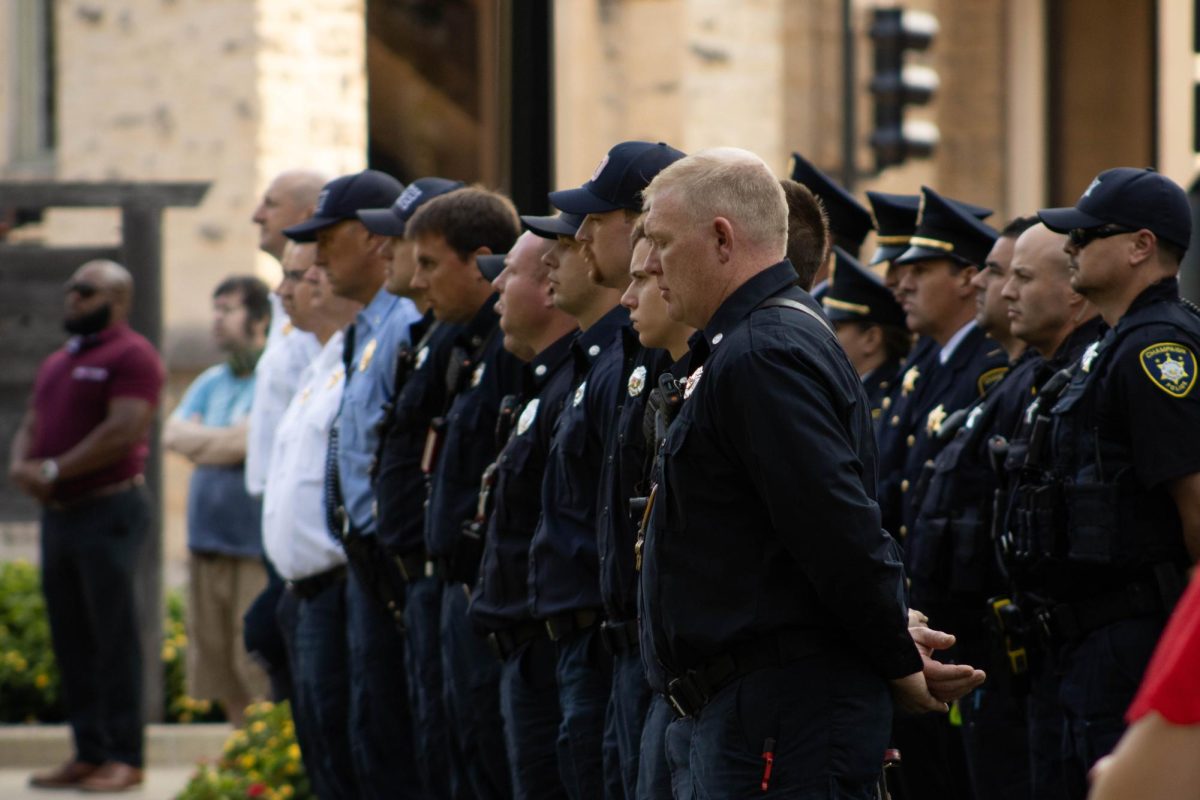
[186,553,270,712]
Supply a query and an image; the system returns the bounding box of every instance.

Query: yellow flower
[251,720,267,734]
[162,644,177,661]
[280,786,294,798]
[285,762,299,776]
[35,673,49,689]
[287,744,300,761]
[239,753,255,770]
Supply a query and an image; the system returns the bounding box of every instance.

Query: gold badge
[977,366,1008,396]
[573,381,587,407]
[471,363,486,388]
[628,365,648,398]
[326,367,344,389]
[517,398,539,436]
[1140,342,1198,398]
[925,403,947,436]
[281,321,294,335]
[415,346,430,371]
[901,365,920,397]
[683,366,704,399]
[359,338,377,372]
[299,387,312,404]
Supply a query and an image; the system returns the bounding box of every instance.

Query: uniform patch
[901,365,921,397]
[517,398,539,435]
[925,404,947,436]
[683,366,704,399]
[1139,342,1197,398]
[976,366,1008,396]
[1080,341,1100,373]
[471,362,486,388]
[359,338,377,372]
[573,381,587,407]
[414,346,430,371]
[627,365,648,397]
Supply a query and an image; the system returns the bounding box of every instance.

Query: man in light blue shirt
[282,170,424,799]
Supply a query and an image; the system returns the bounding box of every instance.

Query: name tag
[72,366,109,381]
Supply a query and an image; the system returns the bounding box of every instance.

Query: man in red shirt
[8,259,165,793]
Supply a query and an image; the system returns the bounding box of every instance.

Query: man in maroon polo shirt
[9,259,164,793]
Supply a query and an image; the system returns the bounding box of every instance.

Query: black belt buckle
[666,673,707,719]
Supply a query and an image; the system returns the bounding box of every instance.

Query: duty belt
[286,565,347,601]
[391,549,430,583]
[428,554,477,586]
[1038,579,1167,646]
[486,620,547,661]
[599,619,640,655]
[665,631,824,719]
[543,608,601,642]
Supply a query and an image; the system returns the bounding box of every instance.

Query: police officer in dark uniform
[1002,168,1200,799]
[468,229,579,800]
[788,152,875,295]
[407,188,526,800]
[821,248,910,420]
[358,176,466,799]
[638,147,942,798]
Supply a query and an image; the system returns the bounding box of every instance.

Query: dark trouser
[960,683,1032,800]
[276,574,357,800]
[345,567,422,799]
[605,649,652,799]
[1053,617,1162,800]
[636,694,687,800]
[41,486,148,768]
[676,654,891,799]
[441,581,512,800]
[498,635,568,800]
[1028,662,1070,800]
[404,575,454,799]
[253,557,293,703]
[553,626,614,800]
[891,702,973,800]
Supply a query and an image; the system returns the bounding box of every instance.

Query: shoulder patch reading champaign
[1139,342,1197,398]
[977,366,1009,396]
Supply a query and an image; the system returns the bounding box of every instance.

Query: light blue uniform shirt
[336,286,422,536]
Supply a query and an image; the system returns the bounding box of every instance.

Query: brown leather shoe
[78,761,144,793]
[29,759,101,789]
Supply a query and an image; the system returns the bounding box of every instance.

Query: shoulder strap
[757,296,834,335]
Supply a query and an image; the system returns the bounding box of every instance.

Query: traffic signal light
[869,7,939,171]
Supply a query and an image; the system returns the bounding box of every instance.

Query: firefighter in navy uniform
[1002,168,1200,800]
[821,249,910,421]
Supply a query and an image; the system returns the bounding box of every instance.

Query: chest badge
[683,366,704,400]
[573,380,588,407]
[1140,342,1198,398]
[1080,341,1100,373]
[414,346,430,371]
[326,367,344,389]
[471,362,487,388]
[517,398,540,435]
[901,365,920,397]
[925,403,947,436]
[627,365,648,397]
[359,338,378,372]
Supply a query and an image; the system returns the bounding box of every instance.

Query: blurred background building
[2,0,1198,561]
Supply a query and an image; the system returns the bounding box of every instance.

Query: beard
[64,303,112,336]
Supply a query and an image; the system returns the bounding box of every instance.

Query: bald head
[253,169,330,261]
[1002,223,1092,355]
[64,259,133,333]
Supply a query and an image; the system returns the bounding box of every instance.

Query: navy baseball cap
[866,191,993,266]
[476,253,507,282]
[548,141,686,215]
[823,247,907,328]
[895,186,998,268]
[1038,167,1192,251]
[358,176,465,237]
[283,170,404,242]
[521,212,585,239]
[789,153,874,255]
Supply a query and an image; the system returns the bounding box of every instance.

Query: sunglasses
[65,282,99,298]
[1066,224,1136,249]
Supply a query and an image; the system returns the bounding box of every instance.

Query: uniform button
[890,415,901,427]
[535,364,547,377]
[899,525,908,538]
[882,397,892,410]
[900,479,909,493]
[906,434,915,447]
[712,333,724,345]
[588,344,601,357]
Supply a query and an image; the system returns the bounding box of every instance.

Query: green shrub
[177,701,312,800]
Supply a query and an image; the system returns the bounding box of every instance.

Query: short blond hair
[642,147,787,255]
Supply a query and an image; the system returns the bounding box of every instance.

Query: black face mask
[64,303,112,336]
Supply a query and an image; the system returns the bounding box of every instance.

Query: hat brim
[869,244,909,266]
[282,215,345,243]
[893,245,973,266]
[476,254,506,281]
[547,186,623,215]
[357,208,406,237]
[1037,206,1105,234]
[522,214,581,239]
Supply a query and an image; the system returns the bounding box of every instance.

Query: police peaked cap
[822,247,907,328]
[867,191,993,267]
[789,153,874,254]
[894,186,999,268]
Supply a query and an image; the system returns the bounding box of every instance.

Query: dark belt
[46,475,144,511]
[486,620,547,661]
[1040,579,1167,645]
[599,619,640,655]
[286,565,347,601]
[543,608,602,642]
[391,549,430,583]
[665,631,823,719]
[427,555,476,585]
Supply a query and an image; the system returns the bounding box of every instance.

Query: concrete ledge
[0,723,233,768]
